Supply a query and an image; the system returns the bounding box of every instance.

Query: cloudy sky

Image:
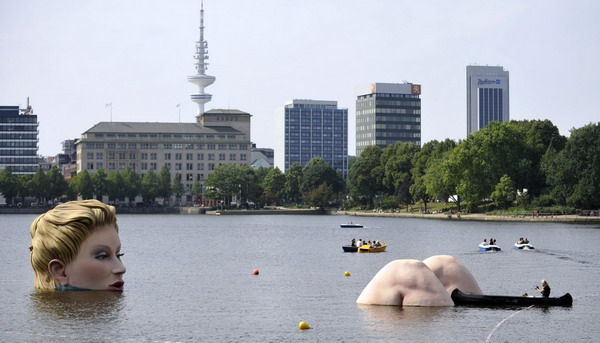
[1,0,598,168]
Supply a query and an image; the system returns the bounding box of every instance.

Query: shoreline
[330,210,600,224]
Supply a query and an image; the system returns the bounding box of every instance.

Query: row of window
[93,133,238,141]
[0,149,37,156]
[86,162,247,179]
[86,151,248,161]
[0,117,38,123]
[285,139,345,145]
[0,157,38,163]
[286,125,347,131]
[356,124,421,131]
[0,125,38,132]
[85,142,249,150]
[357,115,421,123]
[357,132,421,139]
[0,165,38,172]
[0,141,37,148]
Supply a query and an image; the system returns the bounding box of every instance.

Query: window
[86,162,94,169]
[197,163,204,170]
[186,174,194,181]
[197,153,204,160]
[129,152,136,159]
[186,153,193,160]
[175,153,182,160]
[86,152,94,159]
[240,153,247,161]
[208,153,215,160]
[186,163,193,170]
[218,144,227,150]
[150,162,157,170]
[96,152,103,159]
[207,144,215,150]
[175,163,182,170]
[164,153,171,160]
[229,154,236,160]
[118,152,126,159]
[150,153,157,160]
[218,153,225,160]
[141,153,148,160]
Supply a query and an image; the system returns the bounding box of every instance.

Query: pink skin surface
[61,225,126,291]
[356,255,481,306]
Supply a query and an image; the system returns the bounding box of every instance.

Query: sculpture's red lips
[109,281,124,290]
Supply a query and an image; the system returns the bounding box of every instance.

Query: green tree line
[1,120,598,211]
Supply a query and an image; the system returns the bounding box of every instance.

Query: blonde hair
[29,200,118,290]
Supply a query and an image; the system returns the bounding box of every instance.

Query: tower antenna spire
[188,0,215,118]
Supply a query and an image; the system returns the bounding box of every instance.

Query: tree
[92,168,108,200]
[121,168,141,205]
[46,166,68,203]
[447,122,525,211]
[381,142,419,209]
[205,164,254,205]
[172,174,185,205]
[16,174,32,205]
[157,165,172,205]
[284,163,303,204]
[491,174,516,209]
[545,123,600,209]
[141,169,158,204]
[347,146,384,208]
[30,167,48,203]
[107,171,126,204]
[74,170,94,200]
[261,167,285,204]
[0,168,18,205]
[301,158,343,194]
[190,180,202,201]
[302,183,333,210]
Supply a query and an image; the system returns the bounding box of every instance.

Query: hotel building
[355,82,421,156]
[466,65,510,135]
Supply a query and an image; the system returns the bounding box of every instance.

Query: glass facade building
[356,83,421,156]
[0,106,39,174]
[466,65,509,136]
[284,100,348,178]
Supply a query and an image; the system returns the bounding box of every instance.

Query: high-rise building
[0,103,39,174]
[284,99,348,178]
[76,4,252,203]
[466,65,509,135]
[355,82,421,156]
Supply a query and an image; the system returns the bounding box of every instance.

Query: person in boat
[357,239,363,247]
[536,280,551,297]
[524,237,529,244]
[351,238,356,247]
[481,239,488,246]
[29,200,126,291]
[356,255,482,306]
[518,237,524,244]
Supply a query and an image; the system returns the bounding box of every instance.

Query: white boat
[479,243,501,252]
[514,242,535,250]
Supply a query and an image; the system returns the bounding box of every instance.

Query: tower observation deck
[188,2,215,116]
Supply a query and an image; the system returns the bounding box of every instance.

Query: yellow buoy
[344,271,351,277]
[298,321,310,330]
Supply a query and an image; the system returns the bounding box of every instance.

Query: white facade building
[466,65,510,135]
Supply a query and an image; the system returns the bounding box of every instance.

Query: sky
[1,0,599,169]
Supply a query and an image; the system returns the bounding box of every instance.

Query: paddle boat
[514,242,535,250]
[479,243,501,252]
[340,223,363,228]
[358,244,387,253]
[451,288,572,307]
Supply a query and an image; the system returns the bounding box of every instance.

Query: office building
[356,82,421,156]
[284,99,348,177]
[0,102,39,174]
[466,65,509,135]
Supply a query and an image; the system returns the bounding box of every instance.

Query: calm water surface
[1,214,599,342]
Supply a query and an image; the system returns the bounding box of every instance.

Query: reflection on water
[30,291,124,322]
[357,303,454,337]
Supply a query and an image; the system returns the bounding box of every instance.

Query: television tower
[188,1,215,116]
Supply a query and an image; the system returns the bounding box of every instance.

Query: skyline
[1,0,599,169]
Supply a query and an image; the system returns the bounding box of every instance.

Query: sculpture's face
[62,225,126,291]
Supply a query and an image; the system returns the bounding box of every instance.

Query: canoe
[514,242,535,250]
[479,243,501,252]
[342,245,358,252]
[358,244,387,253]
[451,288,573,307]
[340,223,363,228]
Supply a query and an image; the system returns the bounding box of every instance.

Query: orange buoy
[253,269,260,275]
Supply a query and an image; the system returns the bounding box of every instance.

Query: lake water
[1,214,599,342]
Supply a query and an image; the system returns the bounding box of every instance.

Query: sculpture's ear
[48,259,68,286]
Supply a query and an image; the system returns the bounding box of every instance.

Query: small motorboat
[451,288,573,307]
[358,244,387,253]
[342,245,358,252]
[514,242,535,250]
[479,243,501,252]
[340,223,363,228]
